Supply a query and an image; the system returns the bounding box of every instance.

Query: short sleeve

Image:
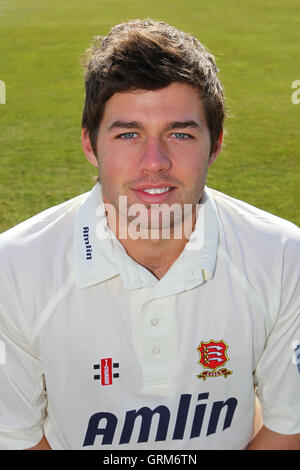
[0,301,47,450]
[254,235,300,434]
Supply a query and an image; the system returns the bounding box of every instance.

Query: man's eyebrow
[108,120,142,130]
[164,120,200,131]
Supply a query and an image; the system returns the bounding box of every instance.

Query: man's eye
[172,133,192,140]
[118,132,138,139]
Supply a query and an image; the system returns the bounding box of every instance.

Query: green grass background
[0,0,299,232]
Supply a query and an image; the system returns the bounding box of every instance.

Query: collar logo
[83,226,92,260]
[196,339,233,381]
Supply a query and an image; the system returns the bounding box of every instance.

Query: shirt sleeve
[254,234,300,434]
[0,300,47,450]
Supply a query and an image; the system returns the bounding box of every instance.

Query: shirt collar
[72,183,219,292]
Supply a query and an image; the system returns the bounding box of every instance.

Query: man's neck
[117,236,189,280]
[106,209,197,280]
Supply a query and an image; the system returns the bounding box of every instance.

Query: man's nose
[138,137,171,174]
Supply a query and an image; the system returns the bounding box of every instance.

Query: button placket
[130,291,178,389]
[145,310,164,358]
[152,347,161,356]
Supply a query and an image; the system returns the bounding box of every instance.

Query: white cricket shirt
[0,183,299,450]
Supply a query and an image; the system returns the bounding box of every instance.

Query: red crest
[196,340,233,381]
[196,339,232,380]
[197,339,229,370]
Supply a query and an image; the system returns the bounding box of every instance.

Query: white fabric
[0,183,299,449]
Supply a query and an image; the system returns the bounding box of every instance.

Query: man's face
[82,82,222,234]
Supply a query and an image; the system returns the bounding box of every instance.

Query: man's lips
[131,183,177,191]
[130,184,177,204]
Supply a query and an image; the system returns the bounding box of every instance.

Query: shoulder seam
[218,247,275,334]
[30,273,75,344]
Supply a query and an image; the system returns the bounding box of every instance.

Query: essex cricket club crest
[196,339,232,381]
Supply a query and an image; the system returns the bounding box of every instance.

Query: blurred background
[0,0,299,232]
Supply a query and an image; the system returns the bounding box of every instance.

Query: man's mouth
[141,186,174,194]
[131,185,176,203]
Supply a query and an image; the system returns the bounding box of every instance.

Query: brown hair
[81,19,226,155]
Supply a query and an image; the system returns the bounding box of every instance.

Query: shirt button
[152,347,161,356]
[151,318,159,326]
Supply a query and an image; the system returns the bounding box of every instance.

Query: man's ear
[81,128,98,167]
[208,130,223,167]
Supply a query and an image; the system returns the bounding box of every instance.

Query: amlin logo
[82,226,92,260]
[83,392,238,446]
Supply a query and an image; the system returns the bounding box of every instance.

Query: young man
[0,19,299,450]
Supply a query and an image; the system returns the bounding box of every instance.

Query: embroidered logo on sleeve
[292,340,300,375]
[196,339,232,381]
